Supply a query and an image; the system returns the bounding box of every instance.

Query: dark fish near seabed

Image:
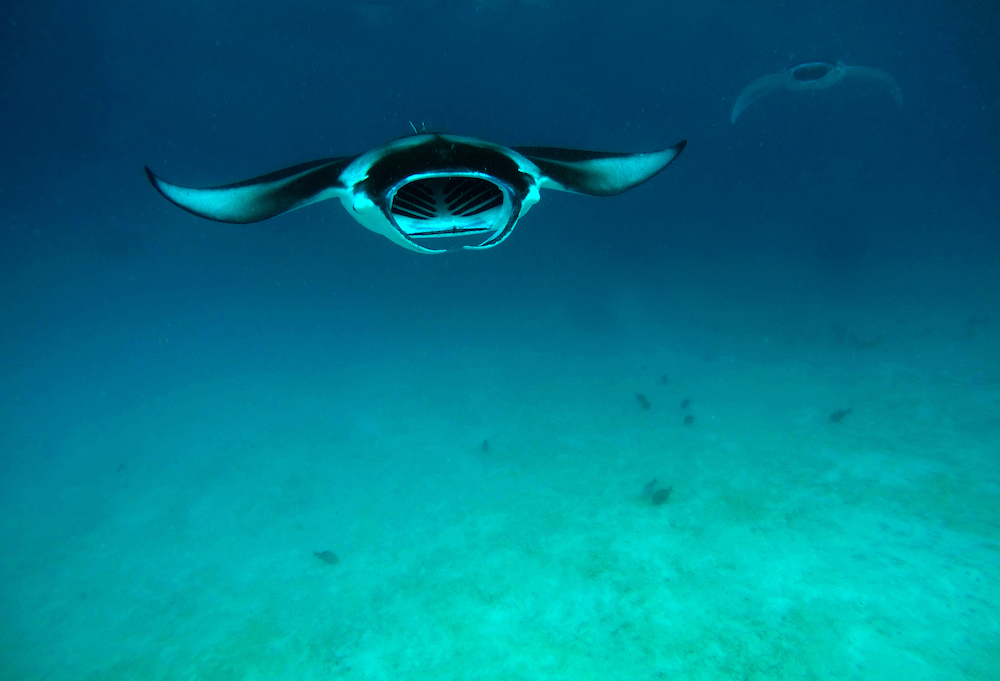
[642,479,658,499]
[651,487,673,505]
[829,408,852,423]
[314,550,340,564]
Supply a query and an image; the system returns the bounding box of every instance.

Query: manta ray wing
[144,157,355,223]
[515,141,687,196]
[731,72,785,124]
[843,66,903,108]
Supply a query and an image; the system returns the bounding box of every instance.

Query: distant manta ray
[145,133,686,254]
[731,61,902,124]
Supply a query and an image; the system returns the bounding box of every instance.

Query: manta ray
[731,61,902,124]
[145,133,686,254]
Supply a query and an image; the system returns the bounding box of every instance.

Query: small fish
[642,478,658,499]
[651,487,673,505]
[314,550,340,565]
[482,439,490,452]
[683,414,695,426]
[681,398,690,409]
[660,374,669,384]
[829,408,852,423]
[636,393,651,410]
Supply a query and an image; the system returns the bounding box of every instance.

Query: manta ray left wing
[731,73,785,124]
[145,133,686,253]
[515,141,687,196]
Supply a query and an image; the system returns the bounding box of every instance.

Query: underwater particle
[482,439,490,452]
[314,550,340,565]
[651,487,672,505]
[683,414,695,426]
[642,478,658,499]
[681,398,691,409]
[636,393,651,410]
[829,408,852,423]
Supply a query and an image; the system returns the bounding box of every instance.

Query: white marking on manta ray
[145,132,686,254]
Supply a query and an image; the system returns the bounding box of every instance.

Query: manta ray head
[790,62,836,82]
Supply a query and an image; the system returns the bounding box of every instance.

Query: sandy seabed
[2,323,998,681]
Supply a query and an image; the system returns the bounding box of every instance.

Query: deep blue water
[3,0,997,419]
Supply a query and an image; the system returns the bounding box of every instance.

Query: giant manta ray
[731,61,902,124]
[145,133,686,254]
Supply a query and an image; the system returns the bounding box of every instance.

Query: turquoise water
[3,245,997,679]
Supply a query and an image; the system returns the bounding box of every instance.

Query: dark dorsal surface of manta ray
[145,133,686,254]
[731,61,902,124]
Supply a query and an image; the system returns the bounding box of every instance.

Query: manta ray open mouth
[390,175,507,238]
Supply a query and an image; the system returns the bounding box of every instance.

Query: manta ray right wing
[842,66,903,108]
[144,156,356,224]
